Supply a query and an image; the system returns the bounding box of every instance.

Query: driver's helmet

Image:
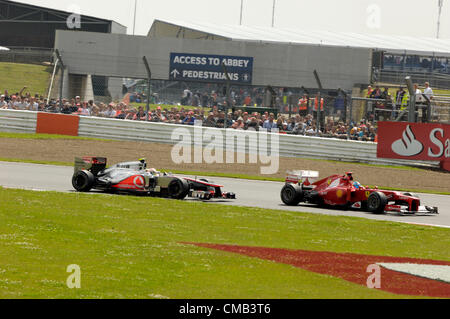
[353,181,361,189]
[139,158,147,170]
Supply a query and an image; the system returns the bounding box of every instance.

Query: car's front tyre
[167,178,190,200]
[366,191,388,214]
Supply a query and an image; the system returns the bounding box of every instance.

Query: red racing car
[280,171,438,215]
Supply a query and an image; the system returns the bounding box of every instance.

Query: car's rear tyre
[366,191,388,214]
[281,184,303,206]
[72,170,95,192]
[168,178,190,200]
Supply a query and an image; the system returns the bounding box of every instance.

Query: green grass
[0,187,448,299]
[0,132,113,142]
[0,62,52,97]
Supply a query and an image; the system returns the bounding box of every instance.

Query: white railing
[0,110,439,167]
[0,109,37,133]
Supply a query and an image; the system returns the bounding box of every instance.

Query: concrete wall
[55,30,372,90]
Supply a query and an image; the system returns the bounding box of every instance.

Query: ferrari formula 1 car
[71,157,236,200]
[280,170,438,215]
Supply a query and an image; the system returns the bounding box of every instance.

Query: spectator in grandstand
[46,100,59,113]
[305,124,320,136]
[114,103,127,119]
[123,108,135,120]
[37,101,46,112]
[298,94,309,116]
[0,95,6,109]
[395,87,407,106]
[182,111,196,125]
[246,116,260,131]
[27,97,38,111]
[103,103,116,118]
[276,117,286,131]
[3,90,10,102]
[369,86,382,99]
[263,113,277,131]
[181,88,192,105]
[60,102,72,114]
[77,102,91,116]
[243,94,252,106]
[366,85,373,98]
[413,83,425,122]
[134,106,148,121]
[420,82,434,123]
[285,117,294,132]
[91,105,101,117]
[423,82,434,100]
[7,95,19,109]
[203,112,217,127]
[152,106,167,122]
[75,96,82,108]
[414,83,423,102]
[231,117,245,130]
[312,93,324,120]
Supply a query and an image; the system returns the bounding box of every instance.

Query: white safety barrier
[0,110,439,167]
[0,109,37,133]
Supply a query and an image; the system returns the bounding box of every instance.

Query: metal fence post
[405,76,416,123]
[221,62,232,129]
[142,56,152,121]
[313,70,324,134]
[55,50,65,109]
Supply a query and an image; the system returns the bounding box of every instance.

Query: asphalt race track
[1,161,449,228]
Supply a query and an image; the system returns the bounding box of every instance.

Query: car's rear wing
[286,170,319,184]
[74,157,107,175]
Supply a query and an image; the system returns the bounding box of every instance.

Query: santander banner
[377,122,450,171]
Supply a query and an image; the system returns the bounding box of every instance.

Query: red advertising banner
[377,122,450,171]
[36,112,80,136]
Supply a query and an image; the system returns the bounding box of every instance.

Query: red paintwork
[183,177,223,188]
[185,242,450,298]
[111,174,147,192]
[82,156,107,165]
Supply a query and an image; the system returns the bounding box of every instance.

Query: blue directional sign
[169,53,253,84]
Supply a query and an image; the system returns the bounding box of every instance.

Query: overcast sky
[15,0,450,38]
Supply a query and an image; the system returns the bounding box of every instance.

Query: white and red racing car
[72,157,236,200]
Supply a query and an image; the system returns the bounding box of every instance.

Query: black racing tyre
[366,191,388,214]
[280,183,304,206]
[403,192,419,198]
[167,178,190,200]
[72,170,95,192]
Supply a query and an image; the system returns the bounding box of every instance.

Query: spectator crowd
[1,86,377,142]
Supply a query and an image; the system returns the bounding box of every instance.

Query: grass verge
[0,132,114,141]
[0,187,448,298]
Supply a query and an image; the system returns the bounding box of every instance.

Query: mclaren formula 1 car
[71,157,236,200]
[280,170,438,215]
